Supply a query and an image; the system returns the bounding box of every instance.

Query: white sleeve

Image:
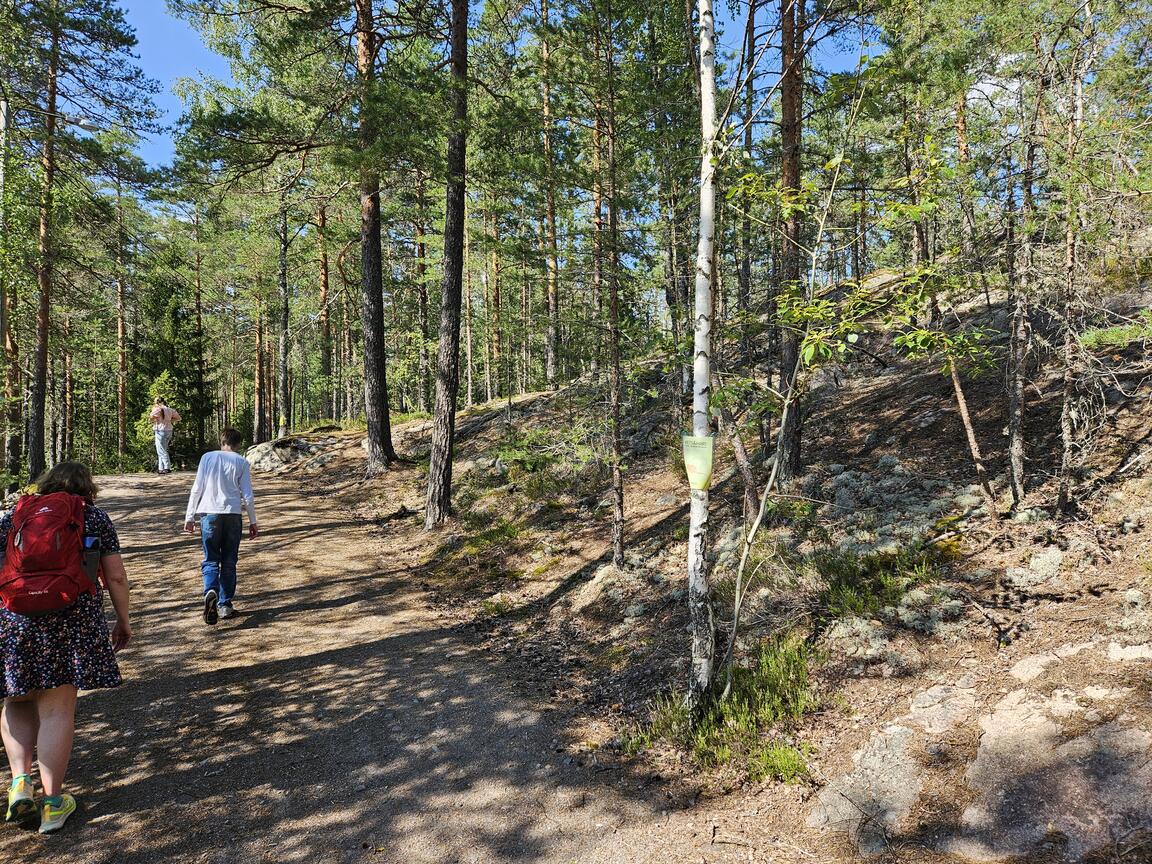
[185,462,206,523]
[240,461,258,525]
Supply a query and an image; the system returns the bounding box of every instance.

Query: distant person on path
[149,396,181,475]
[0,462,131,834]
[184,428,259,625]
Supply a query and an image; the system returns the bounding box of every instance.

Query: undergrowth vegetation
[1080,311,1152,350]
[808,545,946,621]
[625,636,820,782]
[627,536,952,782]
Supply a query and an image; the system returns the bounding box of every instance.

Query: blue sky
[120,0,231,166]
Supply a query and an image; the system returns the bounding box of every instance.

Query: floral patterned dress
[0,503,123,698]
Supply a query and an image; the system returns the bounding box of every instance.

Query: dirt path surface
[0,472,791,864]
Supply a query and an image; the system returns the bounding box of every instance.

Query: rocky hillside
[247,336,1152,863]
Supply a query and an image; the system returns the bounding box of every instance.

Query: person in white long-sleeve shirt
[183,428,259,624]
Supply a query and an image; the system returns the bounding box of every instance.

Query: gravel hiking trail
[0,472,775,864]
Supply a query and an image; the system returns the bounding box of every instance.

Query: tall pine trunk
[254,306,266,442]
[737,0,755,338]
[277,193,291,439]
[415,178,431,412]
[1057,23,1093,512]
[356,0,397,468]
[590,120,603,380]
[599,1,625,567]
[193,213,207,451]
[317,204,333,414]
[29,16,60,481]
[464,229,475,407]
[1008,49,1051,506]
[116,182,127,460]
[424,0,469,528]
[0,98,20,488]
[541,0,560,388]
[776,0,804,485]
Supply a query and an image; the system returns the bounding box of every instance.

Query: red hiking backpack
[0,492,99,616]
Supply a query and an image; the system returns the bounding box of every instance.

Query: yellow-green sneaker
[5,774,35,826]
[38,793,76,834]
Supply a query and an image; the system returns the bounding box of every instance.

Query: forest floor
[1,349,1151,863]
[0,469,824,864]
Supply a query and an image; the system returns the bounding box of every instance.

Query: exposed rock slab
[939,691,1152,861]
[908,679,977,733]
[807,725,922,854]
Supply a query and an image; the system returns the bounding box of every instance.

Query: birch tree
[687,0,717,710]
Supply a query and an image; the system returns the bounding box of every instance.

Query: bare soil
[0,470,823,864]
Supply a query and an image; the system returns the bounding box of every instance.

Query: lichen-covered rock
[807,724,922,854]
[909,678,977,733]
[940,692,1152,862]
[827,617,889,662]
[1005,548,1065,588]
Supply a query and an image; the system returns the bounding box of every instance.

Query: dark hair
[219,428,243,449]
[35,461,99,503]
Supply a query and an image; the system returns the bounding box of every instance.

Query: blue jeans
[201,514,243,605]
[155,430,173,471]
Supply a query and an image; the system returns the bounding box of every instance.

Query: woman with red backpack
[0,462,131,834]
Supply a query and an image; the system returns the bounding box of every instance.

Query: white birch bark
[687,0,717,709]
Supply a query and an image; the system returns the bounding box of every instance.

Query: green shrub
[626,635,819,782]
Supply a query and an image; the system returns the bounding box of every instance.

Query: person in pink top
[149,396,181,475]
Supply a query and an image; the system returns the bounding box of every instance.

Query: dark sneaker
[203,590,218,625]
[219,603,236,620]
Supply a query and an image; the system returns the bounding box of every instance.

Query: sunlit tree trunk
[193,211,207,451]
[0,98,21,488]
[28,14,60,481]
[737,0,755,337]
[276,192,291,439]
[687,0,718,709]
[115,181,127,460]
[590,119,603,381]
[317,204,333,415]
[541,0,560,388]
[1058,20,1093,512]
[595,0,625,567]
[425,0,469,527]
[415,177,431,412]
[776,0,804,485]
[356,0,398,468]
[254,305,265,442]
[464,228,475,407]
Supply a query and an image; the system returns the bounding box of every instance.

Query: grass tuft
[808,545,944,621]
[625,635,819,782]
[1080,311,1152,350]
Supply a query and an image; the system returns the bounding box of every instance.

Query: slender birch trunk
[687,0,718,710]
